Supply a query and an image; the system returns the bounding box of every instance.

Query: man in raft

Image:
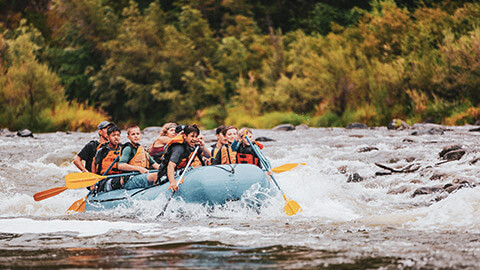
[119,124,161,190]
[156,125,205,191]
[73,121,113,172]
[92,125,123,192]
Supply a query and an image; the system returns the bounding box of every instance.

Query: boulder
[410,128,445,136]
[442,150,465,161]
[255,136,276,142]
[347,173,364,183]
[412,186,443,197]
[337,166,348,175]
[272,124,295,131]
[469,157,480,165]
[346,123,368,129]
[17,129,33,137]
[295,124,309,130]
[358,146,379,153]
[387,185,414,194]
[438,145,465,161]
[468,127,480,132]
[439,145,462,158]
[387,119,410,130]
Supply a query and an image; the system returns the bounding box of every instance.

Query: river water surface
[0,125,479,268]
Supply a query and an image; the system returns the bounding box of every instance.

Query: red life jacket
[236,141,262,166]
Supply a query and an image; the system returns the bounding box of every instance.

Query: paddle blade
[33,187,67,201]
[65,172,106,189]
[283,194,302,216]
[272,163,306,173]
[66,197,86,213]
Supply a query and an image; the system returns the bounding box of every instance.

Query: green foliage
[3,0,480,131]
[0,21,106,131]
[225,111,309,129]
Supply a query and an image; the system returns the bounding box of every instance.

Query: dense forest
[0,0,479,131]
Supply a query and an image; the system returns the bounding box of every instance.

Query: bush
[225,111,309,129]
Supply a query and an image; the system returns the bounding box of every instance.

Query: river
[0,125,479,268]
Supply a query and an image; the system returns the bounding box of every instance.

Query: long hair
[160,122,177,136]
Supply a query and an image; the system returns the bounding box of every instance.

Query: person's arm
[197,137,211,158]
[118,163,148,173]
[167,161,178,191]
[73,155,88,172]
[117,146,149,173]
[148,154,160,170]
[75,141,95,172]
[155,136,171,146]
[231,140,240,151]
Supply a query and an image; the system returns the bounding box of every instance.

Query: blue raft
[84,164,275,212]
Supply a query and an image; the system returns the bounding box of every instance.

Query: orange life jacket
[219,145,237,164]
[97,145,121,175]
[125,143,148,168]
[165,135,202,169]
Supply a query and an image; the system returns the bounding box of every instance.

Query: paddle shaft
[157,146,200,218]
[245,136,284,192]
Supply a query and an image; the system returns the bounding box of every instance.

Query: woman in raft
[148,123,177,163]
[212,126,238,165]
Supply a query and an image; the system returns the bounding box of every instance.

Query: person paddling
[212,126,238,165]
[92,125,123,192]
[73,121,113,172]
[231,127,264,168]
[156,125,204,191]
[119,124,161,190]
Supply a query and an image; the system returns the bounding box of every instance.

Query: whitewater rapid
[0,125,479,268]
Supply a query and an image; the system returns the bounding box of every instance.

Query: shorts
[124,174,153,190]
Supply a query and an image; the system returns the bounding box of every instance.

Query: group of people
[73,121,265,194]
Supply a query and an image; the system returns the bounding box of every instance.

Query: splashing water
[0,126,479,268]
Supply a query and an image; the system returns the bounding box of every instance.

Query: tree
[0,20,64,130]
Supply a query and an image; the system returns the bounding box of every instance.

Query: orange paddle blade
[272,163,306,173]
[65,172,106,189]
[33,187,68,201]
[66,197,87,213]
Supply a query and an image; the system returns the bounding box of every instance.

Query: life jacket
[124,142,149,168]
[97,144,121,175]
[163,135,203,170]
[236,141,263,167]
[219,144,237,164]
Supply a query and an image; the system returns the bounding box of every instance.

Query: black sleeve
[94,146,108,164]
[77,141,97,160]
[169,145,186,165]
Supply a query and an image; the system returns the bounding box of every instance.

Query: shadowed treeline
[0,0,479,131]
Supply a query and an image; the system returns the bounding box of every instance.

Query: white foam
[0,217,157,237]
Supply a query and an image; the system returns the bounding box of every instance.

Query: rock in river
[17,129,33,137]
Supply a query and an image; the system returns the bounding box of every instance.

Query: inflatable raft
[84,164,275,212]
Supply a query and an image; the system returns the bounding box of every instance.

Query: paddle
[66,155,121,213]
[66,196,87,212]
[33,187,68,201]
[65,170,158,189]
[272,163,306,173]
[245,136,302,216]
[157,145,200,218]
